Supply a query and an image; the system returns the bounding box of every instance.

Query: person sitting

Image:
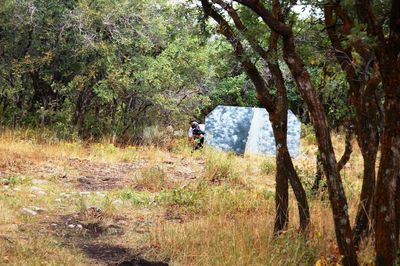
[188,121,205,150]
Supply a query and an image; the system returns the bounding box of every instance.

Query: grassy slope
[0,129,374,265]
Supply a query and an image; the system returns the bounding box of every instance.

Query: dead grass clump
[134,166,172,192]
[152,214,318,265]
[204,150,244,186]
[0,231,87,265]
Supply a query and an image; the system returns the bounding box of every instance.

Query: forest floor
[0,129,374,265]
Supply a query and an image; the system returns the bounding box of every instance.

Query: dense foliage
[0,0,353,142]
[0,0,252,141]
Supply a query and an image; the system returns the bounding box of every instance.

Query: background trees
[0,0,223,141]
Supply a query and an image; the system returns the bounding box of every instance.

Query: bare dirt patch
[80,242,132,265]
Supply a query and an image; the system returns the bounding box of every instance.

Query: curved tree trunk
[323,0,381,248]
[352,152,377,247]
[201,0,310,235]
[271,113,310,233]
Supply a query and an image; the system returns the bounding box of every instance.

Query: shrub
[155,188,200,207]
[260,159,276,175]
[134,166,168,192]
[118,190,153,206]
[204,150,239,184]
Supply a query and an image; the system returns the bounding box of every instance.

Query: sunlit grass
[0,128,375,265]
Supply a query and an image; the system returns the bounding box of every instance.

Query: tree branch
[201,0,276,112]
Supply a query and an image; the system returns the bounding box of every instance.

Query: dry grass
[0,128,375,265]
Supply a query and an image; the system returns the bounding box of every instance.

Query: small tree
[200,0,310,233]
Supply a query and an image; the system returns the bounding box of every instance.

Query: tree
[200,0,310,233]
[323,1,381,247]
[204,0,358,264]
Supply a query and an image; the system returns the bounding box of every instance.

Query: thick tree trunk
[374,52,400,266]
[272,125,289,233]
[352,152,376,246]
[281,36,358,266]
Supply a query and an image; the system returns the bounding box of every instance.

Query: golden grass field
[0,128,375,265]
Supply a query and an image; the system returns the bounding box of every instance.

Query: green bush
[204,150,238,184]
[155,188,200,207]
[260,159,276,175]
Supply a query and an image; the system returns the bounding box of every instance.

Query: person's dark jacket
[192,127,204,136]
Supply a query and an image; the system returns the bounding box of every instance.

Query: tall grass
[0,128,376,265]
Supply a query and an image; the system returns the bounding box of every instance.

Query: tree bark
[201,0,310,233]
[282,52,357,265]
[271,120,289,232]
[374,51,400,266]
[231,1,358,263]
[220,1,358,261]
[323,1,381,247]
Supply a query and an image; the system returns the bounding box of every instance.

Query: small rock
[30,186,42,192]
[28,206,47,213]
[1,178,10,185]
[36,191,47,196]
[32,179,48,185]
[112,199,123,206]
[21,208,38,216]
[78,176,91,184]
[76,224,83,230]
[68,224,75,228]
[51,223,58,227]
[55,198,62,203]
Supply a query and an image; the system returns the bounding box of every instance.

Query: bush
[260,159,276,175]
[301,123,317,145]
[155,188,200,207]
[118,190,153,206]
[134,166,168,192]
[204,150,238,184]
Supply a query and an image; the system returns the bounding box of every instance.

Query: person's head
[191,121,199,129]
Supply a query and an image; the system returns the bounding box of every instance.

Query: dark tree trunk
[282,55,357,265]
[352,152,376,246]
[272,122,289,232]
[270,112,310,232]
[312,154,324,193]
[374,52,400,266]
[323,1,381,248]
[201,0,310,234]
[273,124,310,231]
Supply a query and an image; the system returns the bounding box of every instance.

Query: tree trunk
[272,123,289,233]
[270,112,310,233]
[374,52,400,266]
[201,0,310,234]
[352,152,376,247]
[281,35,358,265]
[323,2,381,247]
